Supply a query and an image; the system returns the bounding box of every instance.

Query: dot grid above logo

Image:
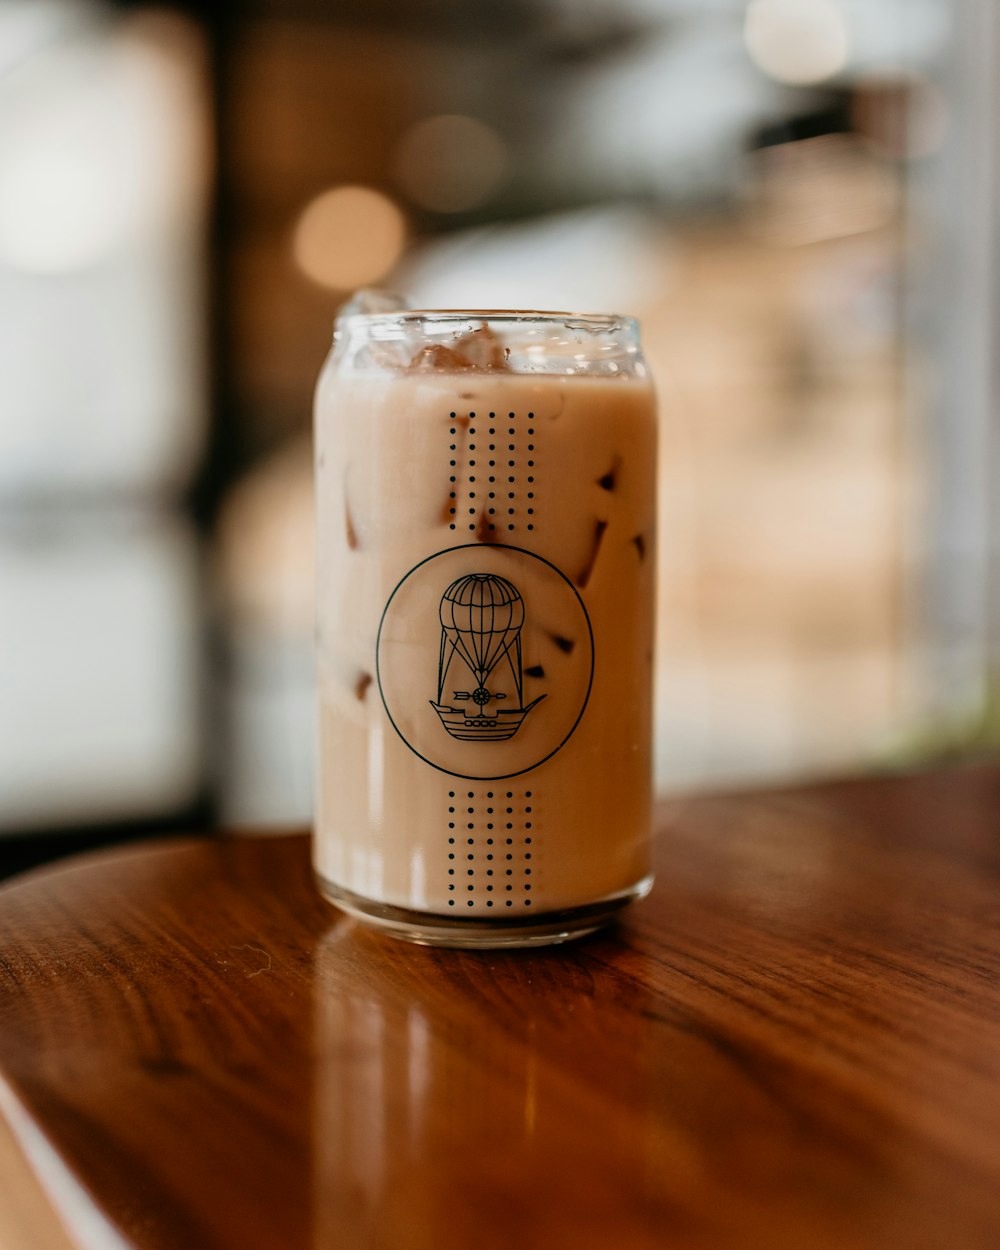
[447,411,537,539]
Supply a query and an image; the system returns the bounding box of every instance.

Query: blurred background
[1,0,998,877]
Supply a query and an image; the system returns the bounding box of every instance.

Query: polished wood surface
[1,764,999,1250]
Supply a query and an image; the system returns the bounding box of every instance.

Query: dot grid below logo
[445,788,536,909]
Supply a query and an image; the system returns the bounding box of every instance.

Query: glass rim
[336,308,638,333]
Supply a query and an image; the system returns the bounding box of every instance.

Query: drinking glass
[314,309,657,947]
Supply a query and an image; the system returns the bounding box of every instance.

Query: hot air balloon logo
[430,573,546,742]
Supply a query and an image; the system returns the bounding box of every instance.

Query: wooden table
[1,764,999,1250]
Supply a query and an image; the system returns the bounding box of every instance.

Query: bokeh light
[292,185,406,290]
[392,114,508,214]
[744,0,849,86]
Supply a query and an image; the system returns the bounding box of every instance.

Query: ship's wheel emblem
[431,573,546,741]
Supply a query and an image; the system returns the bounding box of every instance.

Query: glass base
[315,875,653,949]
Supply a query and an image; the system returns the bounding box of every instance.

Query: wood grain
[1,764,999,1250]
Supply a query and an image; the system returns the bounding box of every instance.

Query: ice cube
[575,519,608,588]
[409,323,510,372]
[452,324,509,370]
[409,344,476,372]
[339,288,410,317]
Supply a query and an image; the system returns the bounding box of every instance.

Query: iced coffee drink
[314,310,656,946]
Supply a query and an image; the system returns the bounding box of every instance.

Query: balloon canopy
[439,574,524,686]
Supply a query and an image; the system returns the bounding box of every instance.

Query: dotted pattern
[446,788,536,909]
[448,412,536,535]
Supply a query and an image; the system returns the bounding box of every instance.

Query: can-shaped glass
[314,310,657,947]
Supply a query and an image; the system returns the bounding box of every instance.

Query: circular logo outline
[376,544,594,780]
